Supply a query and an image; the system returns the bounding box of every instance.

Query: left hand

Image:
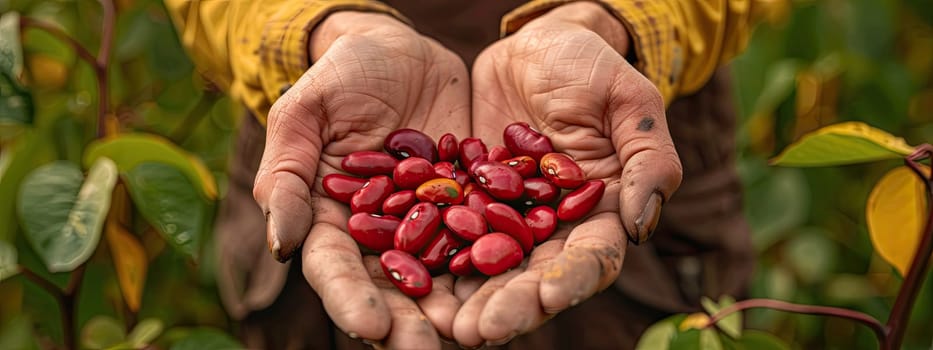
[452,3,683,347]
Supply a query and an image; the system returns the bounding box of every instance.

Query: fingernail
[631,191,663,244]
[487,331,518,346]
[266,213,286,262]
[347,331,359,339]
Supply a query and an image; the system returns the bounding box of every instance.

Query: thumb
[253,67,330,262]
[608,68,683,244]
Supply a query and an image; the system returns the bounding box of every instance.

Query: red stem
[706,298,887,342]
[19,18,96,68]
[95,0,116,138]
[885,144,933,350]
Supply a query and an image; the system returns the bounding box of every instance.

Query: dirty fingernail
[266,212,284,261]
[631,191,662,244]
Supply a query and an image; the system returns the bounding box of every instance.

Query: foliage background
[0,0,931,348]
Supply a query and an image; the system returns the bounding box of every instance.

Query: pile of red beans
[322,123,605,297]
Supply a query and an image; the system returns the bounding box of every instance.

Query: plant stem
[95,0,116,139]
[706,298,887,342]
[19,18,97,69]
[885,144,933,350]
[17,265,63,298]
[17,264,86,350]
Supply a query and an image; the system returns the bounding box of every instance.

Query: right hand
[252,11,469,348]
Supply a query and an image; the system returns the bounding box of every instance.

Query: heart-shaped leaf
[124,162,206,259]
[770,122,913,166]
[105,221,148,312]
[17,158,118,272]
[0,240,17,281]
[0,12,32,132]
[84,134,217,200]
[867,165,929,276]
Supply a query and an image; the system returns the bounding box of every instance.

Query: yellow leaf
[866,165,929,276]
[105,221,148,311]
[679,313,711,331]
[770,122,914,166]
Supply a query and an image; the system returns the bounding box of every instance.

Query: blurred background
[0,0,931,349]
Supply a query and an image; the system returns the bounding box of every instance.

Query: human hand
[454,3,683,346]
[252,11,468,347]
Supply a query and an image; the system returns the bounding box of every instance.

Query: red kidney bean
[382,190,417,217]
[464,190,495,216]
[502,156,538,178]
[419,227,466,272]
[521,177,560,206]
[322,174,367,204]
[540,153,585,189]
[471,161,524,201]
[459,138,488,171]
[454,170,470,188]
[443,205,487,242]
[380,250,433,298]
[484,203,534,253]
[557,180,606,222]
[393,157,437,190]
[394,203,441,254]
[341,151,398,176]
[415,178,464,205]
[487,145,513,162]
[470,233,524,276]
[437,133,459,163]
[503,122,554,162]
[384,128,438,162]
[525,206,558,243]
[347,213,401,252]
[433,161,456,180]
[350,175,394,214]
[448,246,475,277]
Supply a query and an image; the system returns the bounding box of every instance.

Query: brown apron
[213,2,754,349]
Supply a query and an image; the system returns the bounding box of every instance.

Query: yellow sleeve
[502,0,787,105]
[163,0,409,124]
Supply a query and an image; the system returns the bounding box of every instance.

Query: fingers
[539,210,627,313]
[254,64,332,261]
[608,68,683,244]
[452,269,523,347]
[363,256,442,349]
[302,216,391,341]
[416,274,461,340]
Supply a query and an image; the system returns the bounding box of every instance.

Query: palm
[452,27,678,347]
[256,24,469,346]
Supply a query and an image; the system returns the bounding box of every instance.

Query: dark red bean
[557,180,606,222]
[341,151,398,176]
[502,156,538,178]
[394,203,441,254]
[382,190,417,217]
[393,157,437,190]
[525,206,558,243]
[384,128,438,162]
[347,213,401,252]
[443,205,487,242]
[521,177,560,206]
[380,250,433,298]
[415,178,464,205]
[419,228,466,272]
[459,138,488,171]
[350,175,394,214]
[487,145,512,162]
[322,174,367,204]
[484,203,534,253]
[471,161,524,201]
[454,170,470,188]
[433,161,457,180]
[437,133,459,163]
[503,122,554,162]
[464,190,495,216]
[448,246,475,277]
[471,233,523,276]
[540,153,586,189]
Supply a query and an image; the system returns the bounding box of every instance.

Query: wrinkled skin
[453,4,683,347]
[252,12,468,348]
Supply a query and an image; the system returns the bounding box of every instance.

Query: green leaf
[124,162,205,259]
[723,330,791,350]
[0,128,57,242]
[701,296,742,339]
[0,12,23,77]
[84,134,218,200]
[81,316,126,350]
[770,122,914,166]
[17,158,118,272]
[0,12,32,133]
[169,328,241,350]
[700,329,724,350]
[0,240,16,281]
[126,318,163,348]
[0,315,39,350]
[635,315,685,350]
